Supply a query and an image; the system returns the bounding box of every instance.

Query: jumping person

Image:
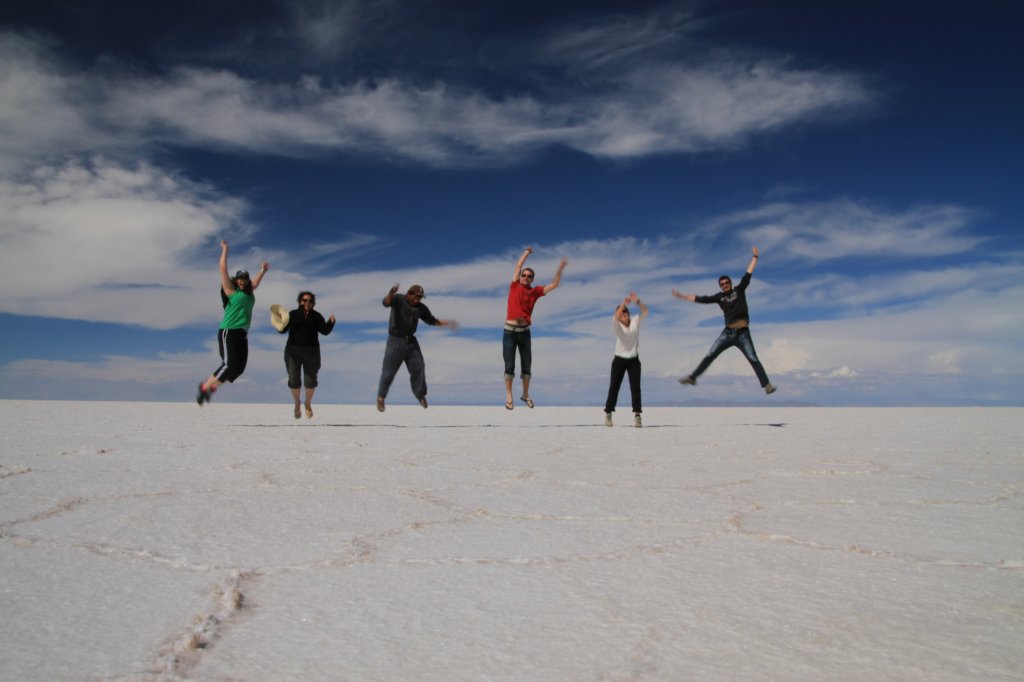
[197,240,269,405]
[672,246,776,394]
[503,247,568,410]
[376,284,458,412]
[273,291,335,419]
[604,292,648,427]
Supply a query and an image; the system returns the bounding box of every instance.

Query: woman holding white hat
[271,291,335,419]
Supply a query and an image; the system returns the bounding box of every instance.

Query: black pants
[285,344,322,389]
[605,355,642,414]
[213,328,248,383]
[378,335,427,400]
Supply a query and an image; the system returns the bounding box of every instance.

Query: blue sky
[1,0,1022,406]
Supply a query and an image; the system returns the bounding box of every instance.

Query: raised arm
[251,261,270,290]
[320,313,336,334]
[633,292,649,319]
[747,246,759,274]
[512,247,532,283]
[383,283,400,306]
[613,295,630,319]
[218,240,235,296]
[542,257,569,294]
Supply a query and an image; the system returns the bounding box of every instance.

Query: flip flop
[505,399,514,410]
[520,396,534,409]
[305,406,313,419]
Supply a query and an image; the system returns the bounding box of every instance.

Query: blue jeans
[691,327,770,387]
[377,336,427,400]
[503,328,532,379]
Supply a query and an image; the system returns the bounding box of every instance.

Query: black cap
[235,269,250,279]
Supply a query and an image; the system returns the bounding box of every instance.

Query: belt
[389,333,417,342]
[504,323,529,333]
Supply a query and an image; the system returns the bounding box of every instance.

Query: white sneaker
[604,412,613,427]
[633,413,642,428]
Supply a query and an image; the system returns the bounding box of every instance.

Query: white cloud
[0,34,111,172]
[0,24,873,169]
[0,157,252,327]
[710,199,985,262]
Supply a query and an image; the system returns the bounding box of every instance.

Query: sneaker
[634,413,642,428]
[678,375,696,385]
[419,397,429,409]
[604,412,613,427]
[196,382,213,406]
[764,383,777,395]
[376,397,386,412]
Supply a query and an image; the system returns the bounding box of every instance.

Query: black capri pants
[285,344,322,389]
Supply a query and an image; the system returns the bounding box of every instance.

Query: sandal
[305,406,313,419]
[505,399,514,410]
[520,396,534,409]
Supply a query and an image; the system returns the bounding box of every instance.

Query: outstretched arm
[383,283,400,306]
[512,247,532,283]
[218,240,235,296]
[671,289,696,303]
[542,257,569,294]
[747,246,759,274]
[433,318,461,332]
[251,261,270,290]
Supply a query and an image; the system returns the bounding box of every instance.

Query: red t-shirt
[506,281,546,326]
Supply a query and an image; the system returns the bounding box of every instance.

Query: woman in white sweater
[604,292,648,427]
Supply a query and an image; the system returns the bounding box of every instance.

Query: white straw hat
[269,304,289,332]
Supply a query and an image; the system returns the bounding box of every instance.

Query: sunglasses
[521,273,534,279]
[300,298,313,303]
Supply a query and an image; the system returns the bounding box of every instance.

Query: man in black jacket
[672,247,776,394]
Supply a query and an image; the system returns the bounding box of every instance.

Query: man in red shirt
[503,247,568,409]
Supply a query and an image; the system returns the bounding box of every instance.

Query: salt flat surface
[0,401,1021,681]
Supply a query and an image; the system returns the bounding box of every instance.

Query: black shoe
[196,383,212,405]
[678,375,696,385]
[419,397,429,409]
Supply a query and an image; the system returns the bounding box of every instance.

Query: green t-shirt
[220,290,255,330]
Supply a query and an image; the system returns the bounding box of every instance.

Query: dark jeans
[692,327,770,387]
[378,335,427,400]
[502,328,532,379]
[605,355,642,414]
[285,344,322,389]
[213,328,248,383]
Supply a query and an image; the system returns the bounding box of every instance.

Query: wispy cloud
[0,12,873,169]
[708,199,986,262]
